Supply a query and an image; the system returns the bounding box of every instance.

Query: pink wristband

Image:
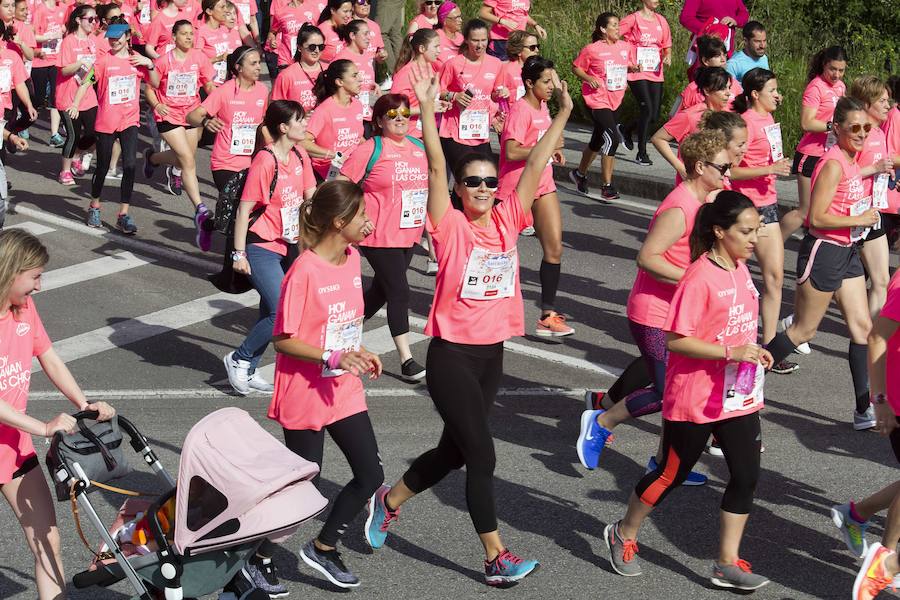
[327,350,343,371]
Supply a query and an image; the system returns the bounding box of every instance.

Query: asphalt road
[0,119,897,600]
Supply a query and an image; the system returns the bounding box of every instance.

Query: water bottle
[734,361,757,395]
[325,152,344,182]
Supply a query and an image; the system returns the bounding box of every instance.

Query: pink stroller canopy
[174,408,327,555]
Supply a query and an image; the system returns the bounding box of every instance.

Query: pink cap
[437,1,458,26]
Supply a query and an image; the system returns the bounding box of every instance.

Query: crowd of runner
[0,0,899,598]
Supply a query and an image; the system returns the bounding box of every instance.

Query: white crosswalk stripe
[38,252,155,293]
[8,221,56,236]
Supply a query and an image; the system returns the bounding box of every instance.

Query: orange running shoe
[536,311,575,337]
[854,543,897,600]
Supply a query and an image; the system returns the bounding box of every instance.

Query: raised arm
[409,63,451,227]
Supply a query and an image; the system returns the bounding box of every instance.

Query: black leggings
[283,411,384,547]
[635,412,761,514]
[588,108,620,156]
[92,126,138,204]
[402,338,503,534]
[361,246,415,336]
[30,65,57,109]
[61,107,97,159]
[626,80,663,155]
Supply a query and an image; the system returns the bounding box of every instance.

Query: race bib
[605,62,627,91]
[460,247,518,300]
[230,123,256,155]
[280,205,300,243]
[108,74,136,105]
[763,123,783,162]
[213,61,227,84]
[166,71,198,98]
[399,188,426,229]
[459,108,489,140]
[0,66,10,93]
[874,174,889,210]
[515,84,525,100]
[322,316,363,377]
[41,37,60,56]
[825,129,837,150]
[636,47,660,72]
[722,361,764,413]
[359,90,371,119]
[849,195,873,242]
[238,2,251,23]
[140,4,151,23]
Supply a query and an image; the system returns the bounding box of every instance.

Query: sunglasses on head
[384,107,411,119]
[525,44,540,51]
[461,176,498,189]
[841,122,873,134]
[304,43,326,52]
[704,161,731,176]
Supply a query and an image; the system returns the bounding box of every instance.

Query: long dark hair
[227,45,259,80]
[313,58,354,103]
[66,4,95,34]
[689,191,756,261]
[294,23,324,63]
[695,66,731,94]
[591,12,616,42]
[733,68,776,113]
[262,100,306,143]
[807,45,848,82]
[337,18,366,44]
[522,55,554,89]
[395,27,437,71]
[318,0,350,25]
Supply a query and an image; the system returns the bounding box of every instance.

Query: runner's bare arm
[409,63,451,227]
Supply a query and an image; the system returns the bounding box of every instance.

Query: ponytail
[807,45,847,83]
[591,12,616,43]
[314,58,353,104]
[395,27,437,72]
[689,191,755,262]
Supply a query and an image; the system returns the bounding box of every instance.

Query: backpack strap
[361,136,383,184]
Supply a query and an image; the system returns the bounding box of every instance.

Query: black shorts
[10,455,38,481]
[757,203,779,225]
[796,234,865,292]
[156,120,197,134]
[791,151,821,178]
[891,421,900,464]
[865,220,886,242]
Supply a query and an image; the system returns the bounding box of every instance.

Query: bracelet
[326,349,343,371]
[723,345,731,361]
[201,115,211,127]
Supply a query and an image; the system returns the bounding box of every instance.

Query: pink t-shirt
[407,13,435,35]
[572,39,631,111]
[496,59,525,106]
[306,95,365,178]
[55,34,98,111]
[0,299,52,484]
[230,0,257,27]
[435,28,462,70]
[663,257,762,424]
[31,0,67,69]
[93,53,150,133]
[437,53,502,145]
[193,21,241,84]
[145,9,184,55]
[340,136,429,248]
[0,48,25,110]
[241,145,316,255]
[7,20,36,65]
[731,109,779,208]
[496,97,554,203]
[881,271,900,415]
[201,79,268,172]
[807,144,866,246]
[271,61,322,112]
[795,75,846,157]
[664,102,706,142]
[425,193,527,344]
[627,183,703,328]
[883,106,900,214]
[153,49,213,125]
[271,4,310,66]
[363,17,383,61]
[678,78,741,112]
[317,20,344,65]
[482,0,529,40]
[620,10,671,84]
[333,46,376,120]
[857,126,888,201]
[268,247,367,432]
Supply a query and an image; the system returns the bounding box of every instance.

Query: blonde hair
[849,76,888,108]
[0,229,49,316]
[300,180,364,247]
[681,129,727,178]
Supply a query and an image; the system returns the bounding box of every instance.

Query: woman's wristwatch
[231,249,247,262]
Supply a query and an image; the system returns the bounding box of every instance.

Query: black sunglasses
[424,0,442,5]
[704,161,731,176]
[461,176,498,189]
[525,44,540,51]
[304,43,326,52]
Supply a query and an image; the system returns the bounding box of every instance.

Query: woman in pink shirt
[391,27,441,136]
[769,97,891,431]
[494,29,539,114]
[568,12,634,201]
[350,0,385,65]
[143,20,216,249]
[674,36,738,115]
[193,0,244,85]
[780,46,848,241]
[31,0,66,144]
[267,0,310,71]
[316,0,351,65]
[337,94,428,382]
[603,191,772,590]
[478,0,545,60]
[884,79,900,243]
[679,0,748,55]
[334,18,378,131]
[0,21,35,149]
[1,0,35,64]
[0,229,116,600]
[406,0,437,36]
[302,58,364,180]
[144,0,193,59]
[271,23,324,113]
[364,64,572,587]
[433,1,462,71]
[269,180,380,589]
[70,19,159,233]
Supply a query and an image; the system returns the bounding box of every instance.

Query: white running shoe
[223,351,251,395]
[778,315,811,354]
[248,371,274,393]
[520,226,535,236]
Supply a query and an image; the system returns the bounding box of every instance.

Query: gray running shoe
[831,503,869,557]
[300,540,360,589]
[86,207,102,228]
[604,522,641,577]
[854,405,877,431]
[244,555,288,598]
[710,559,769,590]
[568,169,589,195]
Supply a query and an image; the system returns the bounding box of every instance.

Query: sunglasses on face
[81,16,97,22]
[524,44,540,51]
[704,161,731,176]
[461,176,499,189]
[384,107,411,119]
[354,0,369,4]
[841,122,873,134]
[304,43,326,52]
[424,0,441,5]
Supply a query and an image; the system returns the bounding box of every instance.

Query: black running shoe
[635,152,653,166]
[300,540,360,589]
[769,359,799,374]
[601,184,620,200]
[568,169,589,195]
[400,358,426,382]
[244,555,288,598]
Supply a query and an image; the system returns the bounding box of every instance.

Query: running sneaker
[484,549,539,586]
[400,358,426,382]
[58,171,75,186]
[831,503,869,558]
[617,124,634,151]
[365,484,400,550]
[568,169,589,195]
[106,168,123,180]
[635,152,653,166]
[600,184,620,200]
[707,440,724,456]
[194,206,213,252]
[425,259,438,275]
[520,225,535,236]
[855,405,877,431]
[604,522,641,577]
[244,555,289,598]
[143,148,156,179]
[70,161,85,177]
[778,315,811,354]
[646,456,707,486]
[166,166,183,196]
[536,311,574,337]
[81,152,92,172]
[86,207,102,228]
[854,543,897,600]
[584,390,605,411]
[116,213,137,235]
[248,371,274,393]
[710,559,769,590]
[770,359,799,374]
[224,351,251,395]
[18,128,28,140]
[299,540,360,589]
[576,409,612,470]
[48,132,65,148]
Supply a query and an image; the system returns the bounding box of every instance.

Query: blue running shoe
[484,549,539,586]
[831,503,869,558]
[364,484,399,549]
[577,409,611,470]
[646,456,707,486]
[116,213,138,235]
[86,207,102,228]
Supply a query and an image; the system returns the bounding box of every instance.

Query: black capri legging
[361,245,415,336]
[588,108,620,156]
[61,107,97,159]
[635,411,761,514]
[402,338,504,534]
[92,126,138,203]
[626,80,663,154]
[30,65,57,109]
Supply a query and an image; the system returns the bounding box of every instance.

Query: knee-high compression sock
[849,342,870,414]
[764,331,797,366]
[539,261,561,313]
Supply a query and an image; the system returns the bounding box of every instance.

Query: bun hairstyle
[807,45,848,82]
[689,191,756,262]
[227,45,259,79]
[732,68,776,113]
[591,12,617,42]
[521,55,554,89]
[171,18,193,37]
[300,180,364,247]
[832,95,866,126]
[294,23,324,62]
[696,34,727,62]
[394,27,438,71]
[313,58,354,103]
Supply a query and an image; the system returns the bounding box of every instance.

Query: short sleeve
[438,57,457,91]
[801,81,821,109]
[664,110,691,142]
[572,45,592,72]
[200,82,224,115]
[145,20,163,48]
[664,270,711,337]
[504,104,530,145]
[660,16,672,49]
[198,53,215,84]
[273,263,309,337]
[240,151,276,205]
[339,138,373,183]
[29,304,52,357]
[882,283,900,323]
[306,104,328,138]
[11,55,26,86]
[271,68,289,100]
[618,13,635,40]
[300,149,316,191]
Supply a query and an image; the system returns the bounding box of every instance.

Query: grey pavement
[0,115,894,600]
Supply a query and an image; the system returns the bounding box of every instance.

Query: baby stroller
[46,407,328,600]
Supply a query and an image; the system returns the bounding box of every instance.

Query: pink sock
[849,501,867,524]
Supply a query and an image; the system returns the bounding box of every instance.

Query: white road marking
[38,252,155,293]
[8,221,56,236]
